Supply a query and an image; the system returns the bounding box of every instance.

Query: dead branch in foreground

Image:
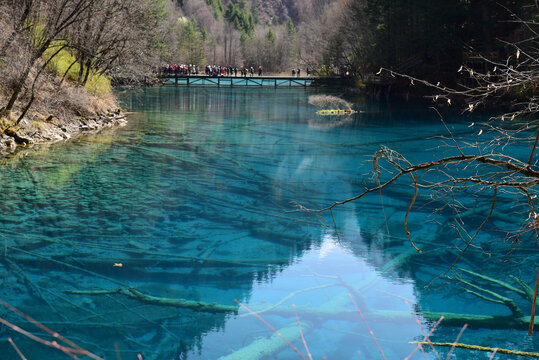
[296,144,539,254]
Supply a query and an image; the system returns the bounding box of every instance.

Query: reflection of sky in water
[187,232,421,360]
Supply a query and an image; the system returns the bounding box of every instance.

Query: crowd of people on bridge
[159,64,312,78]
[160,64,199,75]
[205,65,262,77]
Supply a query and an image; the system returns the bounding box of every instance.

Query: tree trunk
[77,56,85,83]
[60,59,78,85]
[224,33,228,65]
[229,36,233,64]
[16,94,35,125]
[82,59,92,86]
[2,59,35,116]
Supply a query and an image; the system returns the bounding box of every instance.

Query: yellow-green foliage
[84,70,112,97]
[43,44,112,96]
[0,117,12,131]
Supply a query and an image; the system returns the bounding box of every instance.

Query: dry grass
[1,63,116,128]
[36,77,116,118]
[308,95,353,109]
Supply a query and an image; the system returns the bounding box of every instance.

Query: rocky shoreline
[0,111,128,155]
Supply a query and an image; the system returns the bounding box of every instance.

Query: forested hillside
[172,0,338,73]
[169,0,534,80]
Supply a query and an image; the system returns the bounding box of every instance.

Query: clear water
[0,87,537,359]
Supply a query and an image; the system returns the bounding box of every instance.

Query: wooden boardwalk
[159,74,343,88]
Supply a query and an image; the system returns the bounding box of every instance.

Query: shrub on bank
[43,45,112,96]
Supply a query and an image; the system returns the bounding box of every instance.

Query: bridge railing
[157,74,323,88]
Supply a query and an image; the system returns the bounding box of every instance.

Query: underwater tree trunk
[66,287,238,314]
[217,323,312,360]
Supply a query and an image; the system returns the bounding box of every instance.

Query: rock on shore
[0,111,128,155]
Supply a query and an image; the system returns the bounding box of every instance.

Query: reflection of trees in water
[307,94,356,130]
[305,142,539,337]
[308,114,355,130]
[121,87,307,120]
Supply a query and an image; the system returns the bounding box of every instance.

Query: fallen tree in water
[410,341,539,358]
[65,287,237,314]
[6,239,536,329]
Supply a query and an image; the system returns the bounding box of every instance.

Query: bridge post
[218,77,220,88]
[175,75,178,87]
[186,77,189,86]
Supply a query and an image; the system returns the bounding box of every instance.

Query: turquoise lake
[0,86,538,359]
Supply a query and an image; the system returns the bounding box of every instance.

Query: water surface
[0,87,537,359]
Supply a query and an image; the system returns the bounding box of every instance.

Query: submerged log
[268,304,539,330]
[410,341,539,358]
[217,323,312,360]
[256,291,539,330]
[66,287,237,314]
[11,255,274,270]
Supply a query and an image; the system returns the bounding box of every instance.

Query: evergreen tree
[285,18,296,40]
[178,19,207,65]
[265,28,276,45]
[224,0,255,36]
[262,28,278,70]
[283,18,298,67]
[251,0,260,25]
[205,0,225,20]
